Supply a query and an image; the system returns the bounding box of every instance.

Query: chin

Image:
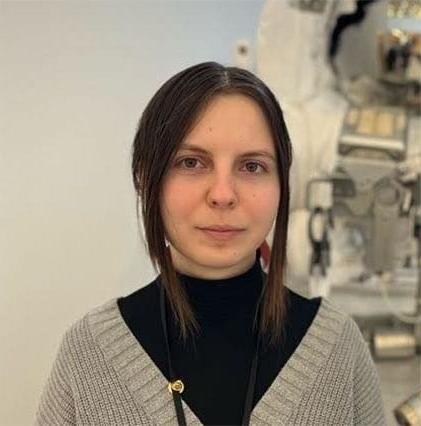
[193,246,255,265]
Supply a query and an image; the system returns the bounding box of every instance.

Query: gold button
[168,379,184,394]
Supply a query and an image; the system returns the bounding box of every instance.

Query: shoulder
[283,285,368,356]
[322,297,368,344]
[59,297,120,354]
[312,300,385,423]
[291,294,376,385]
[311,295,372,363]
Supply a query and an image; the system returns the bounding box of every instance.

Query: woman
[35,62,386,425]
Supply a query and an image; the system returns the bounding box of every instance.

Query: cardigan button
[168,379,185,394]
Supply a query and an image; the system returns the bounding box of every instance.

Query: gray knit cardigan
[35,296,386,425]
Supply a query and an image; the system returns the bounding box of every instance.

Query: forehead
[182,93,275,153]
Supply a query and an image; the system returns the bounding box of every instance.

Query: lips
[199,225,244,232]
[198,227,244,240]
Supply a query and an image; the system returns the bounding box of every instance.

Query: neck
[175,249,264,326]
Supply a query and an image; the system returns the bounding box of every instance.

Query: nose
[207,173,238,208]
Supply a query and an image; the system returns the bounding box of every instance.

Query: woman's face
[160,93,280,279]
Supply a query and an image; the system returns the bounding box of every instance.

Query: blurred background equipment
[394,388,421,426]
[257,0,421,424]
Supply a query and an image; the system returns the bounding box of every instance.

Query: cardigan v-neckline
[87,295,345,425]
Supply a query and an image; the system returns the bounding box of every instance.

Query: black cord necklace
[159,274,265,426]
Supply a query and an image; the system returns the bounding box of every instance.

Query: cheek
[249,186,280,213]
[247,190,280,233]
[161,180,198,220]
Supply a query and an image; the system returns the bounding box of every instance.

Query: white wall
[0,1,264,424]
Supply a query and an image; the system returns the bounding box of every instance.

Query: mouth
[198,225,245,232]
[198,228,244,240]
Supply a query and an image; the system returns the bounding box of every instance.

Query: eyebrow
[178,143,276,162]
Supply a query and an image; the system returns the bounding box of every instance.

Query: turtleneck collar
[175,249,265,325]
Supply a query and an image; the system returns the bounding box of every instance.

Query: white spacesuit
[256,0,421,318]
[256,0,358,297]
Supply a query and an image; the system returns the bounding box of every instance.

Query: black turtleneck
[117,250,321,426]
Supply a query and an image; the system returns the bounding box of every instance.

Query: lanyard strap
[160,282,187,425]
[160,280,264,426]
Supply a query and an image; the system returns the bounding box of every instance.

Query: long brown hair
[131,62,292,349]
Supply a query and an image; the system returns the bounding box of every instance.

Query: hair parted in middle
[131,61,293,349]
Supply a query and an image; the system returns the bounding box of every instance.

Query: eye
[244,161,267,173]
[176,157,203,169]
[175,157,268,174]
